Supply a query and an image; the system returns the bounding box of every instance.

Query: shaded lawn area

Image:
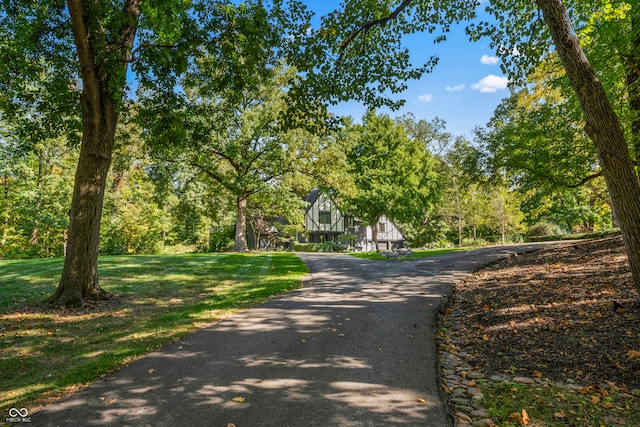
[441,237,640,426]
[0,252,307,412]
[349,248,463,261]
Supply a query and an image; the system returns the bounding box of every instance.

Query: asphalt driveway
[32,243,564,427]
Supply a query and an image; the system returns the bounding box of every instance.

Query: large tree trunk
[234,196,249,251]
[626,12,640,171]
[48,0,140,308]
[537,0,640,293]
[48,93,117,307]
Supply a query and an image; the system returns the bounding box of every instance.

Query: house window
[319,210,331,225]
[378,222,386,233]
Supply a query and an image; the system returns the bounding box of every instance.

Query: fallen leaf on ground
[626,350,640,360]
[232,397,245,403]
[604,380,620,391]
[148,369,156,374]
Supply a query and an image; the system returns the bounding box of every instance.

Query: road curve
[33,243,566,427]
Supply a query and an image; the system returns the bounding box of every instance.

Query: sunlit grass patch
[0,252,307,411]
[480,380,640,427]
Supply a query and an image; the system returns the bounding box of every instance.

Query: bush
[526,221,564,238]
[293,242,342,252]
[528,228,621,242]
[461,237,489,247]
[209,226,235,252]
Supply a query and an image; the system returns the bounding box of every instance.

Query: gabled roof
[303,188,322,212]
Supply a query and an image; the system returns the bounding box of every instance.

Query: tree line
[1,0,639,307]
[0,103,612,258]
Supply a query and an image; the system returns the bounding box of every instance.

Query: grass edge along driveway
[0,252,307,413]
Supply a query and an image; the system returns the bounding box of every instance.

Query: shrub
[526,221,564,238]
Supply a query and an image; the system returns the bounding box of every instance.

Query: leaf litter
[443,236,640,389]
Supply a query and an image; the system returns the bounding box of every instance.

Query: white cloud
[471,74,509,93]
[481,54,499,65]
[446,84,465,92]
[417,94,434,103]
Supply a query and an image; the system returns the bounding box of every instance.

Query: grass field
[0,252,308,412]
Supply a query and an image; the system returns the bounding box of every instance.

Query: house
[302,189,405,251]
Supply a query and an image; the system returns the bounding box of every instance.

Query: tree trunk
[234,196,249,251]
[49,96,116,306]
[29,148,45,245]
[1,216,7,247]
[537,0,640,293]
[48,0,140,307]
[500,198,506,246]
[2,172,9,246]
[372,220,379,251]
[626,12,640,173]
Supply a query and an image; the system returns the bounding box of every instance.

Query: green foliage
[526,228,621,242]
[293,242,341,252]
[476,66,599,191]
[349,248,461,260]
[0,135,75,259]
[100,167,170,255]
[209,225,235,252]
[0,2,81,147]
[342,110,437,230]
[292,0,478,109]
[526,221,565,238]
[521,185,612,233]
[141,58,341,250]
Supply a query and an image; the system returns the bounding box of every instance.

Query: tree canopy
[342,110,437,238]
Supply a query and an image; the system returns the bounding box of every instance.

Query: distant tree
[0,131,75,258]
[142,65,328,251]
[476,70,599,192]
[343,110,437,245]
[487,183,526,245]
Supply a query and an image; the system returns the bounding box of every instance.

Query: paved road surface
[32,243,565,426]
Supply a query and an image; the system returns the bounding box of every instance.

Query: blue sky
[305,1,508,139]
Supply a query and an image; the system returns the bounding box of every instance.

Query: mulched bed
[443,236,640,390]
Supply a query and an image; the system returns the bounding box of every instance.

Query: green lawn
[0,253,308,411]
[348,248,463,261]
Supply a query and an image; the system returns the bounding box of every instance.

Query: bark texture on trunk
[49,93,117,307]
[537,0,640,293]
[49,0,140,307]
[626,12,640,170]
[234,196,249,252]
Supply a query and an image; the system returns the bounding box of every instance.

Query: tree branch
[566,170,603,188]
[66,0,98,95]
[119,0,141,71]
[336,0,413,66]
[128,41,188,63]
